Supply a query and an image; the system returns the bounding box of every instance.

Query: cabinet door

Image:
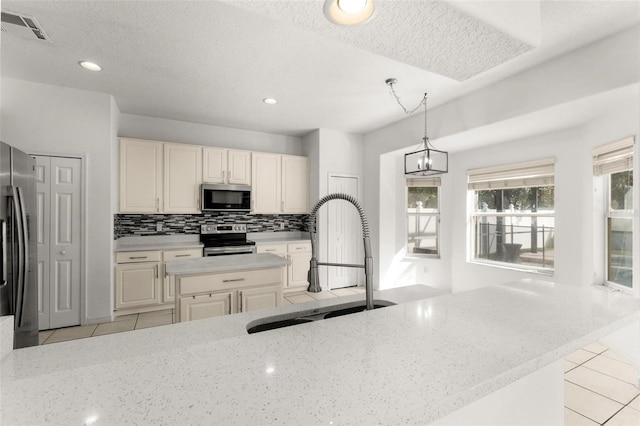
[115,262,161,309]
[227,149,251,185]
[202,147,227,184]
[282,155,309,213]
[162,249,202,304]
[256,244,287,257]
[288,251,312,289]
[179,292,233,322]
[119,139,163,213]
[251,152,281,214]
[164,143,202,213]
[239,284,282,313]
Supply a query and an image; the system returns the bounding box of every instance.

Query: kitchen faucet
[306,193,374,310]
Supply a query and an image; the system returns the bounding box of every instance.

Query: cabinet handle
[296,247,306,250]
[239,290,243,312]
[281,200,284,212]
[175,254,191,258]
[155,265,159,279]
[228,293,232,315]
[222,278,245,283]
[265,249,275,252]
[156,198,159,212]
[129,256,148,260]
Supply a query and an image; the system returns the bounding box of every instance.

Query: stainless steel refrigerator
[0,141,38,348]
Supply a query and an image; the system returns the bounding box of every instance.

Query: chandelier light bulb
[338,0,368,14]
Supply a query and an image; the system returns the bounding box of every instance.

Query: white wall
[302,129,364,288]
[1,77,115,323]
[119,113,303,155]
[363,25,640,292]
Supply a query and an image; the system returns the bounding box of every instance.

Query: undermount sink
[246,300,395,334]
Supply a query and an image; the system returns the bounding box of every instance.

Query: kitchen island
[2,280,639,425]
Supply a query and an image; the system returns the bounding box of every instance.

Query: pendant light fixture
[386,78,448,176]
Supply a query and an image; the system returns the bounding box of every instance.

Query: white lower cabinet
[180,292,234,322]
[115,248,202,316]
[176,267,284,322]
[257,242,311,293]
[115,262,162,309]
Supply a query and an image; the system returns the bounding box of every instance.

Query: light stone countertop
[248,231,310,245]
[165,253,290,275]
[2,280,640,425]
[115,235,203,252]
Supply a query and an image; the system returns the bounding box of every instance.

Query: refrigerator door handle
[11,186,26,327]
[16,187,29,328]
[1,220,6,288]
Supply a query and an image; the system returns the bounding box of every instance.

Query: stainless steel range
[200,224,256,256]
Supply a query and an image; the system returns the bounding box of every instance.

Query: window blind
[467,157,555,190]
[592,136,634,176]
[406,176,441,187]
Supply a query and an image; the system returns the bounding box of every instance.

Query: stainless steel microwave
[201,184,251,212]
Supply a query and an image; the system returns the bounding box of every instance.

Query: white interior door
[36,156,82,330]
[327,175,361,289]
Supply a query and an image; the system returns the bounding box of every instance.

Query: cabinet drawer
[256,244,287,256]
[178,267,284,295]
[116,251,161,264]
[163,248,202,261]
[287,242,311,253]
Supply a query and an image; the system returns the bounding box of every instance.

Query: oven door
[201,184,251,212]
[203,246,257,257]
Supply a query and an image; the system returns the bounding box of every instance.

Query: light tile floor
[38,286,640,425]
[565,343,640,425]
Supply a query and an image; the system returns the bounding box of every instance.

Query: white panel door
[282,155,309,213]
[202,147,226,183]
[252,153,281,214]
[35,158,51,330]
[327,175,361,289]
[36,156,82,330]
[164,143,202,213]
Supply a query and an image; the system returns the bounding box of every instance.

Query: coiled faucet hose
[307,193,369,238]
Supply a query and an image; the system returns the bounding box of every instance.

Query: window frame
[603,172,634,290]
[469,189,555,275]
[406,180,440,258]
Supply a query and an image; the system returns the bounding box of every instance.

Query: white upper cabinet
[282,155,309,214]
[252,152,282,214]
[119,139,163,213]
[227,149,251,184]
[163,143,202,213]
[203,148,251,185]
[202,147,226,183]
[252,153,309,214]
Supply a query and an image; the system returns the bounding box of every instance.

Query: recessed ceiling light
[263,98,278,105]
[78,61,102,72]
[324,0,375,26]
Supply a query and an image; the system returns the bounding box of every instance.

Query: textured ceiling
[226,0,534,81]
[1,1,639,137]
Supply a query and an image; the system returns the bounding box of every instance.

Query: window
[468,158,555,272]
[407,177,440,256]
[593,137,634,289]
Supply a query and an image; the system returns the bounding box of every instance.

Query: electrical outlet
[279,223,285,230]
[156,222,163,232]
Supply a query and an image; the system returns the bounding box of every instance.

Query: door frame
[326,173,362,288]
[30,152,87,326]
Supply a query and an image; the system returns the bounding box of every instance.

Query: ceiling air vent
[1,11,51,42]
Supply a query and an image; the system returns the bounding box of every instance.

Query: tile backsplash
[115,213,309,239]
